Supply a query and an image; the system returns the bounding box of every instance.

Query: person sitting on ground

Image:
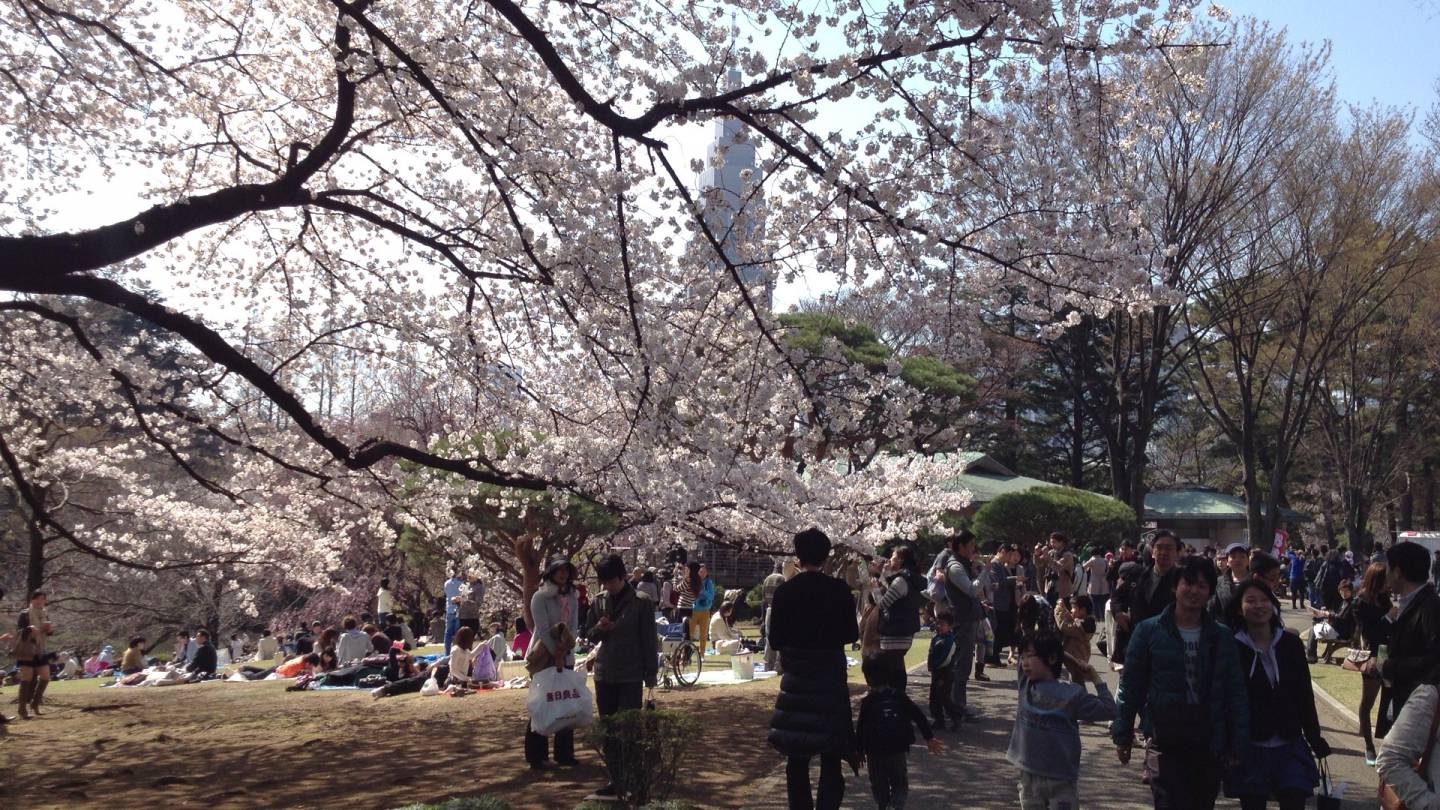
[1054,595,1097,693]
[447,626,478,689]
[510,617,532,659]
[293,628,315,656]
[383,614,408,649]
[855,658,944,810]
[486,622,508,663]
[318,648,339,672]
[120,636,147,675]
[316,627,339,656]
[709,601,751,656]
[173,630,197,665]
[256,629,279,661]
[185,630,218,680]
[335,615,370,664]
[369,632,392,659]
[228,633,246,663]
[1007,632,1116,810]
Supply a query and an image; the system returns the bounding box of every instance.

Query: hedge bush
[391,796,512,810]
[971,486,1136,550]
[586,708,701,805]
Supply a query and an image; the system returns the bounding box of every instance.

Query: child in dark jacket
[857,660,944,810]
[927,610,962,729]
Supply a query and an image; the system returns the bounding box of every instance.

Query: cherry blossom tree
[1,0,1215,587]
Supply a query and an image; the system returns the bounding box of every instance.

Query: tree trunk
[516,536,543,634]
[1425,459,1436,531]
[1070,319,1087,488]
[26,516,45,598]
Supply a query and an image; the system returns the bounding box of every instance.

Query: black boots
[17,681,32,719]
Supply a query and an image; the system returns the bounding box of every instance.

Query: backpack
[472,641,498,682]
[925,550,952,604]
[927,632,957,673]
[859,689,917,755]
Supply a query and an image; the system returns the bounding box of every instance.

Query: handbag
[859,602,882,658]
[1341,648,1372,672]
[1317,758,1341,810]
[1379,694,1440,810]
[527,666,594,735]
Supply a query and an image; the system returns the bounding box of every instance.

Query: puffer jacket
[768,646,853,757]
[1112,604,1249,761]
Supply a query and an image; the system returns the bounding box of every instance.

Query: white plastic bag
[1313,621,1338,641]
[420,676,440,697]
[527,667,593,736]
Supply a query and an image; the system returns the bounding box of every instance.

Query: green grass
[1307,651,1364,715]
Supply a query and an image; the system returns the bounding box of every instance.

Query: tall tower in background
[697,63,774,310]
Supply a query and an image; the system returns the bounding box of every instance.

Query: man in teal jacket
[1112,555,1248,810]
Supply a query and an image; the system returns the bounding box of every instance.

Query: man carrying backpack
[585,554,660,801]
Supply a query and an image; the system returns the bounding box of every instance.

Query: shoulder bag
[1379,694,1440,810]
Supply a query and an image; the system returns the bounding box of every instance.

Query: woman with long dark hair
[1354,561,1392,763]
[864,544,925,691]
[1223,579,1330,810]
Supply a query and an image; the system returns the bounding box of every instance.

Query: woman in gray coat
[526,556,581,769]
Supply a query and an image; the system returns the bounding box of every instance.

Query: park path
[742,602,1376,809]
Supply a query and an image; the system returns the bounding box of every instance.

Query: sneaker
[370,686,386,701]
[974,672,992,682]
[1366,748,1378,766]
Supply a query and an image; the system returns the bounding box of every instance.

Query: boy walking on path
[927,610,962,730]
[856,660,944,809]
[1006,633,1116,810]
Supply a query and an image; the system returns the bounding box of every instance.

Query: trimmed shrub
[971,486,1136,550]
[391,796,512,810]
[586,708,701,805]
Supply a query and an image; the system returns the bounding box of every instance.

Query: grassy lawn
[1308,652,1364,716]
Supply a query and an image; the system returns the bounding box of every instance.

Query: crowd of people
[759,526,1440,810]
[12,527,1440,810]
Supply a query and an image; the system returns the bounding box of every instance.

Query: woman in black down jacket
[1223,580,1330,810]
[768,528,860,810]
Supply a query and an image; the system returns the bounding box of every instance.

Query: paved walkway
[744,603,1377,808]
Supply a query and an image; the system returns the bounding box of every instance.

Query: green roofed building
[936,452,1102,513]
[1143,485,1308,551]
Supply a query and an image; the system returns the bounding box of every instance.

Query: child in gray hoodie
[1006,632,1116,810]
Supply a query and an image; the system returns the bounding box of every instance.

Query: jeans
[444,613,459,653]
[866,751,909,809]
[1019,771,1079,810]
[785,753,844,810]
[374,674,426,697]
[1146,742,1221,810]
[594,680,644,788]
[951,619,977,715]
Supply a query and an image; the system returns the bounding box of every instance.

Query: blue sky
[1222,0,1439,116]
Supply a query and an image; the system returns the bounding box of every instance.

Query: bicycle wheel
[672,639,702,686]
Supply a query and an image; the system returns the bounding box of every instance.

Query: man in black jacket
[187,630,218,680]
[768,528,860,810]
[585,554,659,801]
[1133,531,1181,624]
[1369,541,1440,723]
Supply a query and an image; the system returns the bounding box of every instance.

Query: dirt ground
[0,675,809,810]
